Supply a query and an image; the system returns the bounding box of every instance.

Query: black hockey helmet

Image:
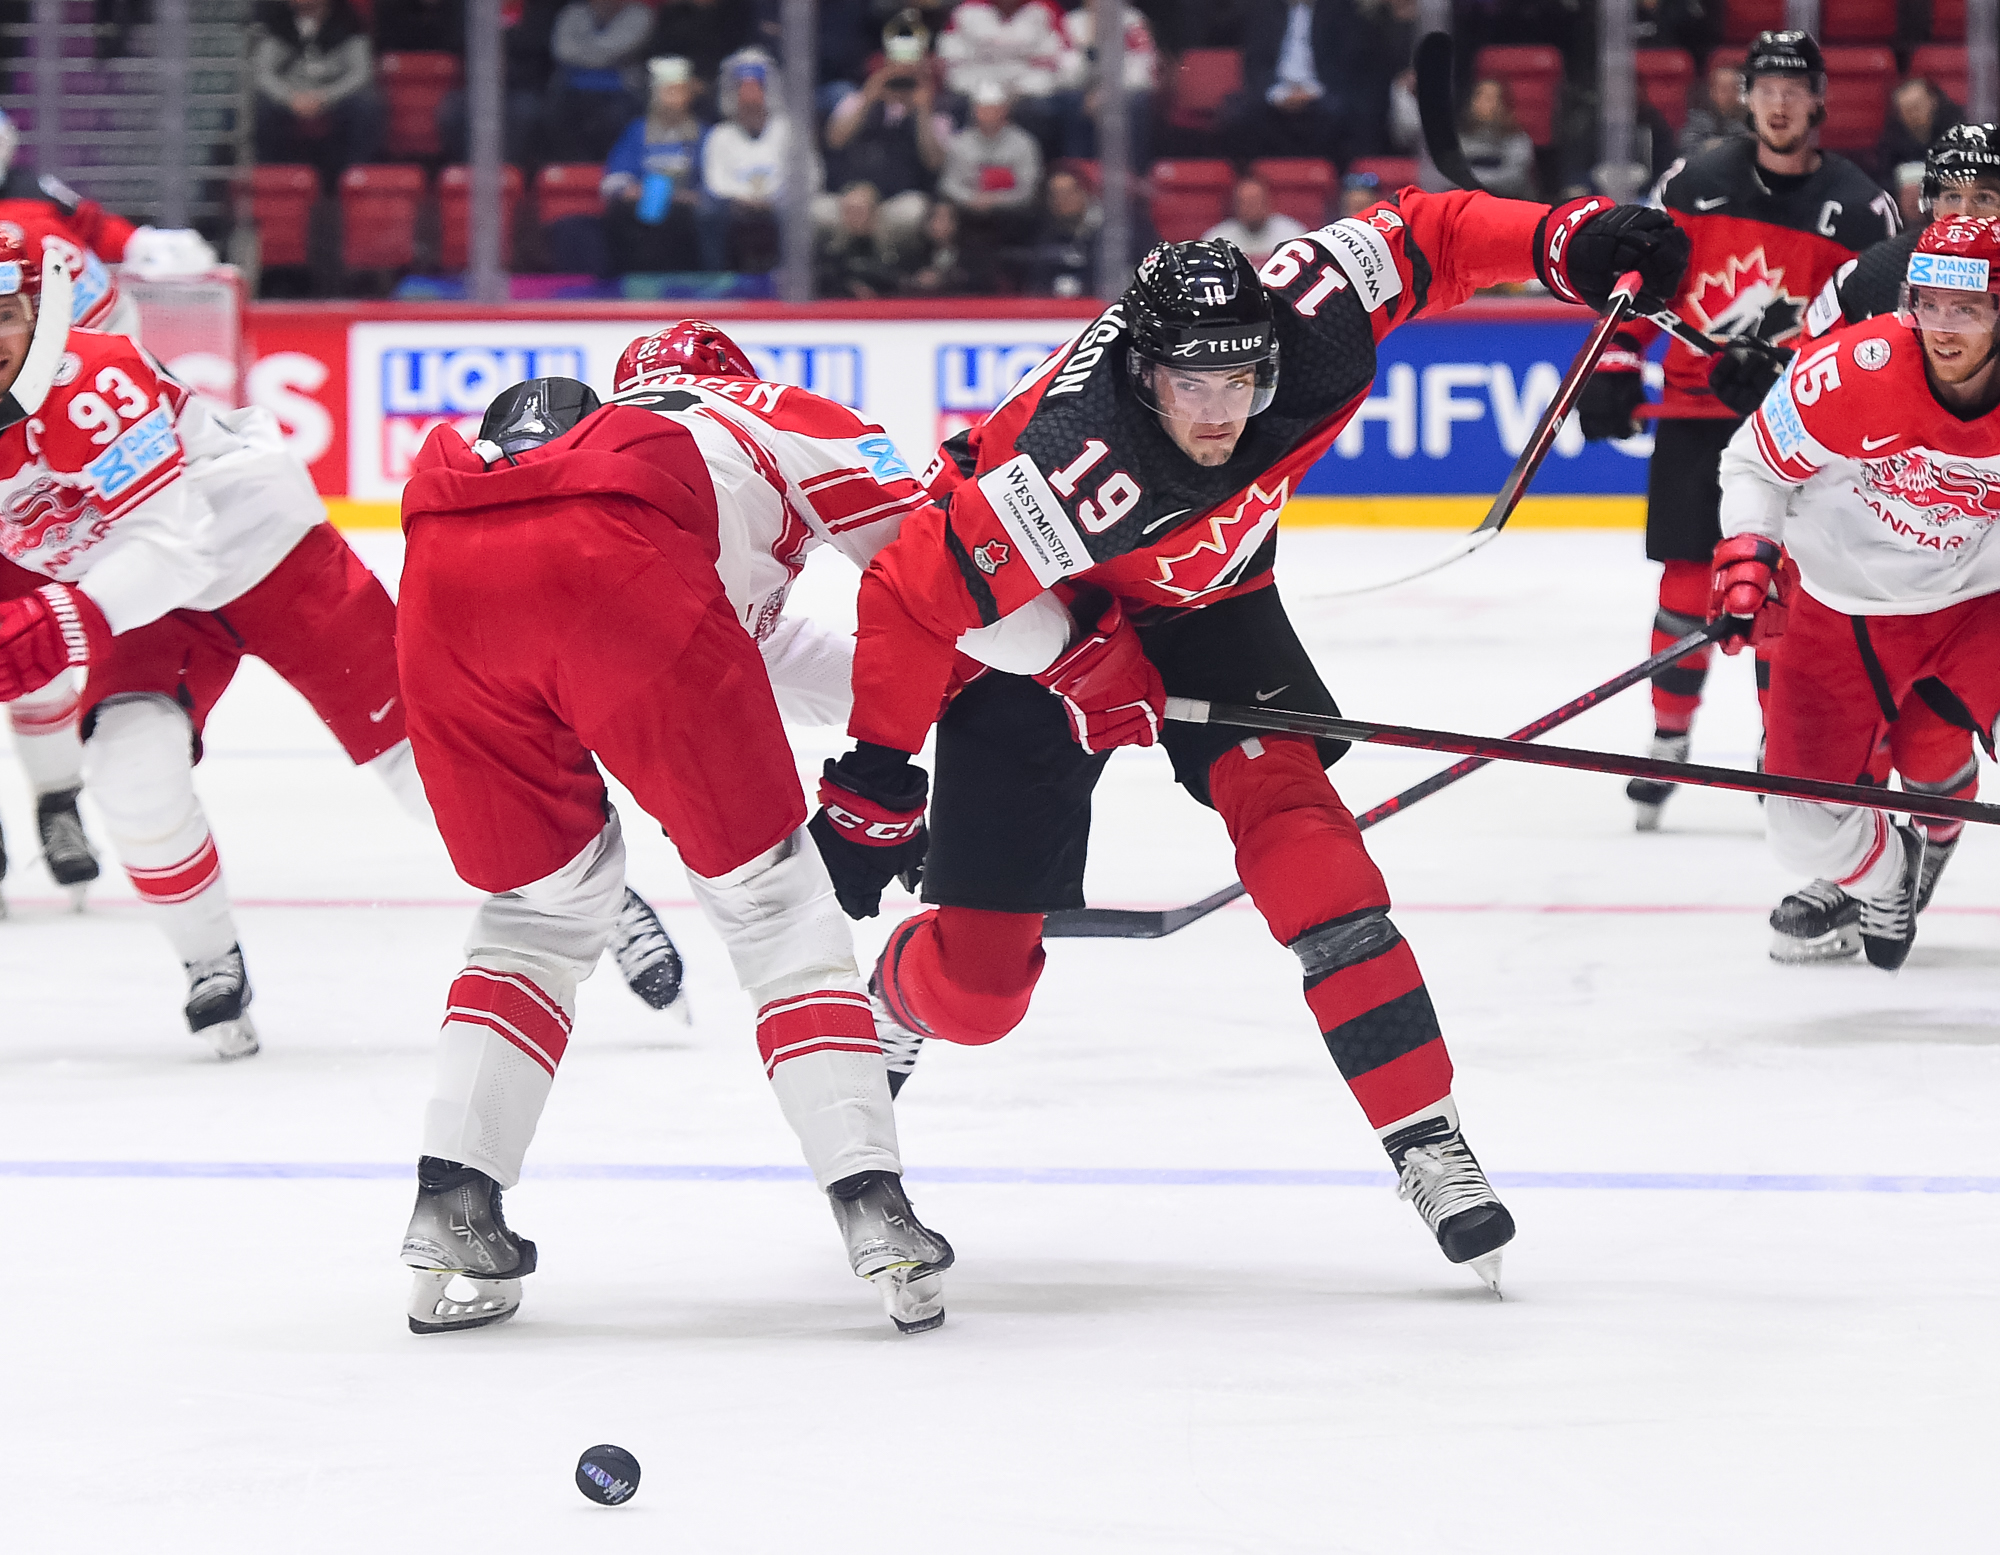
[1743,29,1826,95]
[1923,122,2000,211]
[475,376,601,462]
[1123,238,1280,423]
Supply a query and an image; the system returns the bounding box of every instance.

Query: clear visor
[1131,353,1280,426]
[1898,281,2000,331]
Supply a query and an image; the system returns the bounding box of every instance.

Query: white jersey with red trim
[0,329,322,632]
[1720,315,2000,614]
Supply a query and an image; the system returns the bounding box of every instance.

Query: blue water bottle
[637,172,674,225]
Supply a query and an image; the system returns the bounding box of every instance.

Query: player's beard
[1757,125,1809,158]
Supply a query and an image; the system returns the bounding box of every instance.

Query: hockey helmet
[1743,29,1826,94]
[1923,123,2000,213]
[474,376,602,463]
[1123,238,1280,425]
[0,225,43,305]
[1898,217,2000,330]
[614,320,759,392]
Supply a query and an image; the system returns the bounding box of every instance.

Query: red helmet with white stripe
[1899,217,2000,325]
[0,224,44,306]
[614,321,759,392]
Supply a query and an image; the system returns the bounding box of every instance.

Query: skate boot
[400,1156,537,1334]
[870,920,931,1098]
[1769,880,1861,964]
[36,786,100,907]
[184,944,258,1060]
[1914,833,1958,916]
[608,887,688,1018]
[0,814,9,918]
[1384,1114,1514,1293]
[1627,732,1691,832]
[828,1170,953,1333]
[1858,823,1925,972]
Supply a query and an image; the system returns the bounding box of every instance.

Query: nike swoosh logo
[1861,435,1896,451]
[1694,196,1728,211]
[1254,686,1291,702]
[1143,507,1193,534]
[368,698,398,723]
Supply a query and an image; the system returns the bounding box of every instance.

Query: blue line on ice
[0,1162,1995,1192]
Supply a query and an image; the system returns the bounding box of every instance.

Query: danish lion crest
[1863,449,2000,526]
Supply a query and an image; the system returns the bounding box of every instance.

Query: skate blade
[198,1015,259,1061]
[871,1266,945,1334]
[406,1269,523,1334]
[1768,925,1861,964]
[64,883,89,914]
[1632,803,1665,833]
[1467,1251,1503,1295]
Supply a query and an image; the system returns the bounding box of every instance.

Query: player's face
[1150,365,1257,466]
[1912,285,2000,383]
[1931,177,2000,220]
[0,293,33,397]
[1747,75,1817,156]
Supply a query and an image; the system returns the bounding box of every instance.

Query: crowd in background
[238,0,1977,297]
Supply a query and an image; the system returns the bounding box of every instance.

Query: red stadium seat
[1821,0,1898,42]
[245,164,317,269]
[1346,155,1420,192]
[1931,0,1965,39]
[437,163,524,271]
[534,162,605,224]
[1910,47,1970,109]
[1149,158,1234,242]
[1168,48,1242,131]
[1709,46,1748,76]
[1721,0,1787,44]
[1820,46,1896,151]
[1473,45,1563,146]
[1637,49,1696,134]
[1250,157,1334,226]
[338,163,424,273]
[379,52,462,161]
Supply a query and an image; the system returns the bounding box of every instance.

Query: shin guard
[757,990,899,1189]
[1650,562,1714,735]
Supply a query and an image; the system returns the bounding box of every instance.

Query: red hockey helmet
[0,224,44,306]
[614,320,759,392]
[1898,217,2000,328]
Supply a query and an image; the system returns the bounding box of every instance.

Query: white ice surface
[1,528,1995,1553]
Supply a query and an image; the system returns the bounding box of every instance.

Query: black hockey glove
[1537,198,1691,313]
[1578,330,1648,441]
[1707,338,1794,418]
[808,742,929,920]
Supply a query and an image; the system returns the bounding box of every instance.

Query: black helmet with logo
[1124,239,1281,421]
[1743,29,1825,94]
[475,376,602,462]
[1923,121,2000,210]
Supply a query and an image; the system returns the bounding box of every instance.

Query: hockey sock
[879,906,1045,1046]
[7,670,84,795]
[365,738,436,827]
[1209,736,1452,1129]
[1649,561,1714,736]
[755,985,900,1189]
[424,955,575,1188]
[1890,705,1978,847]
[83,696,236,962]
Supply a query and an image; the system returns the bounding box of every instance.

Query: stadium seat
[338,163,424,273]
[379,51,461,161]
[1148,159,1234,242]
[1820,46,1896,151]
[1931,0,1965,39]
[1167,48,1242,132]
[1347,155,1420,192]
[535,162,604,224]
[1250,158,1334,226]
[1637,49,1696,134]
[1721,0,1787,44]
[1473,46,1563,146]
[1910,47,1970,108]
[438,163,524,271]
[1821,0,1898,42]
[245,164,317,269]
[1709,46,1747,76]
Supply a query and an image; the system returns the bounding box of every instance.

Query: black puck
[575,1444,641,1506]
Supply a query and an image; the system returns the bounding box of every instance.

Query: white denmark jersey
[0,328,321,633]
[1720,315,2000,615]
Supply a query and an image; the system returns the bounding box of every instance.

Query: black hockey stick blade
[1415,33,1486,194]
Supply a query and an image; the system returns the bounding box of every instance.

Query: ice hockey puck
[575,1444,641,1506]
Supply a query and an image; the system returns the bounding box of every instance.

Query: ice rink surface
[2,527,1995,1553]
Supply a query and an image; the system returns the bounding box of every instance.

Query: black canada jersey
[1805,223,1922,336]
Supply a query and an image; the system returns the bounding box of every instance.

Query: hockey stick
[1043,619,1729,939]
[1413,31,1485,195]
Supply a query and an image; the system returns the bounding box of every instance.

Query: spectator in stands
[437,0,561,165]
[823,41,948,249]
[1222,0,1352,165]
[1877,78,1963,183]
[940,81,1043,290]
[1340,168,1382,214]
[603,56,722,273]
[704,47,815,272]
[252,0,384,191]
[894,196,970,295]
[1054,3,1156,166]
[1632,0,1718,59]
[817,181,901,297]
[1892,158,1927,224]
[936,0,1074,161]
[1201,172,1306,265]
[1680,57,1751,157]
[1022,166,1102,296]
[1344,0,1417,158]
[1460,77,1536,200]
[1387,66,1422,155]
[649,0,762,88]
[374,0,461,53]
[544,0,654,162]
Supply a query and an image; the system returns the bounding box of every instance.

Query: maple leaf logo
[1147,479,1289,604]
[1686,248,1805,342]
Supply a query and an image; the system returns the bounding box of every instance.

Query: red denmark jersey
[1636,138,1898,419]
[849,186,1551,752]
[0,201,125,330]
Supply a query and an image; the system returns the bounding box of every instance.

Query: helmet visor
[1131,351,1280,426]
[1899,281,2000,330]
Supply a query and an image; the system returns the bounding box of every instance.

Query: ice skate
[608,887,689,1019]
[1914,833,1958,915]
[1384,1114,1514,1293]
[1769,880,1861,963]
[183,944,258,1060]
[1857,823,1925,972]
[828,1170,953,1333]
[36,786,99,909]
[0,816,9,919]
[400,1156,537,1334]
[1627,732,1691,832]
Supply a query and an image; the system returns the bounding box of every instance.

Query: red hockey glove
[1708,535,1784,656]
[0,583,110,700]
[808,743,930,920]
[1578,331,1648,441]
[1536,198,1690,312]
[1032,590,1166,756]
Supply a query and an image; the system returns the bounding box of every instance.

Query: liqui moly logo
[742,344,862,405]
[380,344,586,479]
[937,342,1062,439]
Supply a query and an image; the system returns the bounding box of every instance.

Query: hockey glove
[0,583,110,701]
[1707,534,1784,656]
[1578,331,1648,441]
[1708,338,1794,418]
[808,742,930,920]
[1032,589,1166,756]
[1536,198,1691,312]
